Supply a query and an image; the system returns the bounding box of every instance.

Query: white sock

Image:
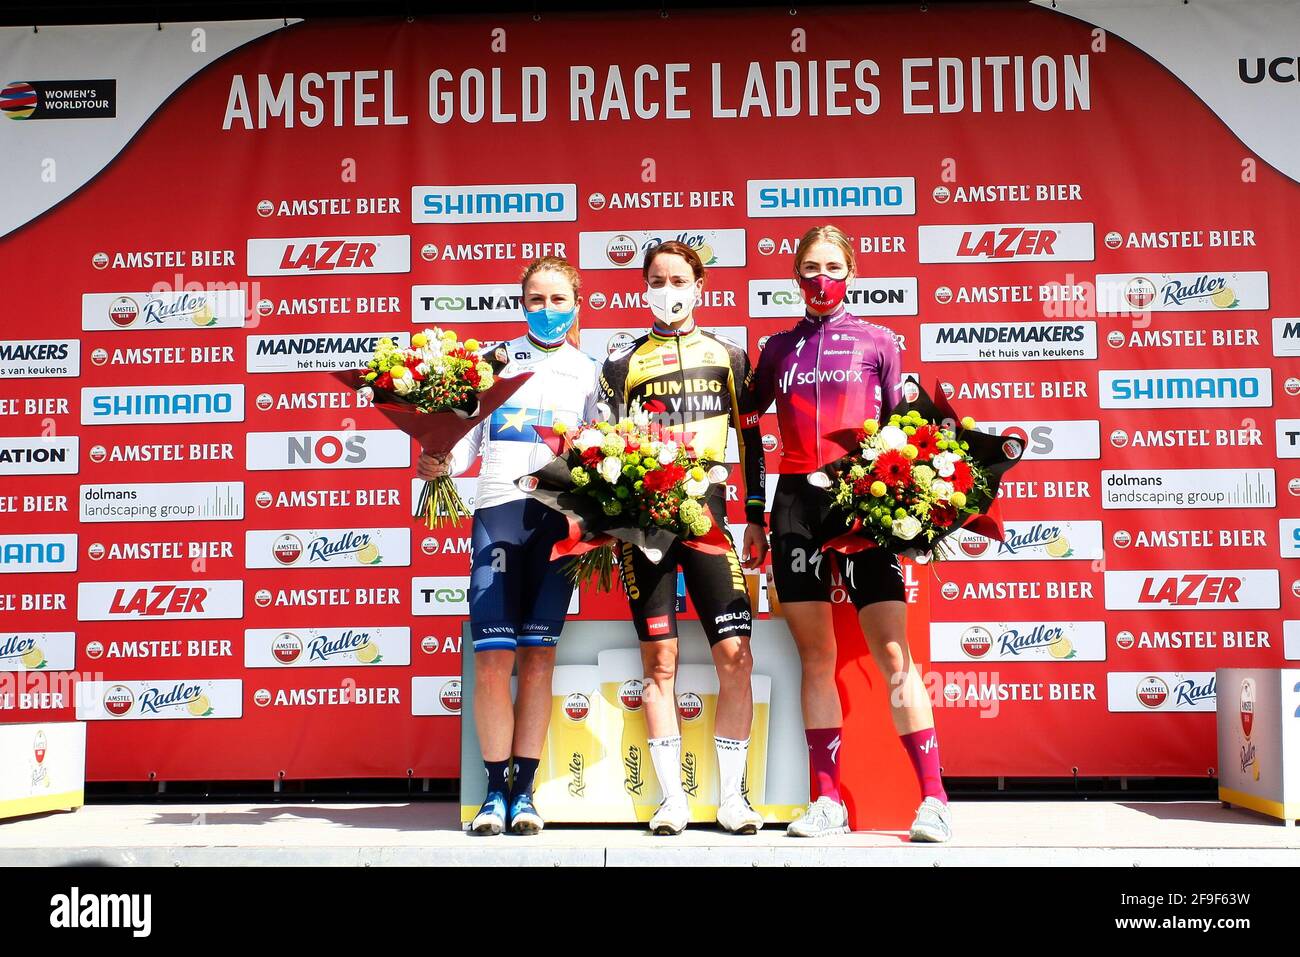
[648,735,684,801]
[715,736,749,802]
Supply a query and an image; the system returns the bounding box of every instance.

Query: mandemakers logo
[272,632,304,664]
[564,692,591,722]
[619,678,644,711]
[676,692,703,721]
[440,679,462,712]
[1136,676,1169,709]
[103,684,135,717]
[960,626,993,658]
[605,234,638,267]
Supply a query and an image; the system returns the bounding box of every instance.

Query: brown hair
[642,240,705,283]
[520,255,581,295]
[792,225,856,278]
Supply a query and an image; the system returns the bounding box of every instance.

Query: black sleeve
[598,351,629,421]
[725,339,767,526]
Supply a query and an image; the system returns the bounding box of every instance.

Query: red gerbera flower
[643,463,685,492]
[930,502,957,528]
[909,424,940,458]
[949,459,974,493]
[873,449,913,487]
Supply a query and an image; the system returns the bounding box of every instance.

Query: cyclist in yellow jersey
[599,240,768,836]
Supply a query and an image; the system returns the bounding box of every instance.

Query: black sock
[485,759,509,794]
[510,756,539,799]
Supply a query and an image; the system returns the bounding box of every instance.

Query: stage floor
[2,800,1296,866]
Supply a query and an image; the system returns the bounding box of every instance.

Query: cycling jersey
[746,305,903,473]
[450,334,601,510]
[599,320,766,525]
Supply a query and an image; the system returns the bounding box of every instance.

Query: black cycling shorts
[769,474,906,609]
[617,492,752,647]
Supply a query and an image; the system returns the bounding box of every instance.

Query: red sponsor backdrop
[0,5,1296,779]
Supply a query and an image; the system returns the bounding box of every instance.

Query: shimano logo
[755,183,908,211]
[414,184,577,223]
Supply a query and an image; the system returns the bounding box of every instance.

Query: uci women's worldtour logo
[1,79,115,119]
[1095,272,1269,313]
[411,184,576,223]
[745,177,916,217]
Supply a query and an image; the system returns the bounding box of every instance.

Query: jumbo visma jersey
[450,334,601,511]
[598,322,766,525]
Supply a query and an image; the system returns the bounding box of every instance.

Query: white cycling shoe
[717,793,764,835]
[786,796,850,838]
[649,794,690,836]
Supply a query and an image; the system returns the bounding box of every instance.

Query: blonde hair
[520,256,581,295]
[792,225,856,278]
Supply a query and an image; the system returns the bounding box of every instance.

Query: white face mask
[647,283,697,324]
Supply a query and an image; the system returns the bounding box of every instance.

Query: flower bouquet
[516,400,733,590]
[330,328,529,527]
[813,378,1022,562]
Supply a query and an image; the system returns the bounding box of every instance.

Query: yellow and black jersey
[599,324,766,525]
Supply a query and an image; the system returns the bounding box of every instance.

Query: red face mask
[798,273,848,312]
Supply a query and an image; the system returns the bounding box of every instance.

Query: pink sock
[805,728,843,803]
[900,728,948,803]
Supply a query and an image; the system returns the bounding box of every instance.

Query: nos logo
[288,434,367,465]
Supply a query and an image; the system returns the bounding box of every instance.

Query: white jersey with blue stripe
[450,334,601,511]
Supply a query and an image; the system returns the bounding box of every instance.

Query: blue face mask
[524,305,576,344]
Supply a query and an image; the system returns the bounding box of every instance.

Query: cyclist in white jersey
[418,258,599,836]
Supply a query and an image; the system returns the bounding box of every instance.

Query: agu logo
[103,684,135,717]
[1239,678,1255,737]
[619,678,644,712]
[605,234,638,267]
[440,679,462,713]
[960,625,992,659]
[272,632,303,664]
[272,534,304,566]
[1136,676,1169,709]
[564,691,591,722]
[676,692,703,721]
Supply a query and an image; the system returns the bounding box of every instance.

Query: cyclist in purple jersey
[745,225,951,842]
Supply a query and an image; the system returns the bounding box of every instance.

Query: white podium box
[1216,669,1300,826]
[0,721,86,821]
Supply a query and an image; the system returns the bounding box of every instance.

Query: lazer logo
[1138,575,1241,606]
[108,585,207,616]
[957,227,1057,259]
[278,240,377,271]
